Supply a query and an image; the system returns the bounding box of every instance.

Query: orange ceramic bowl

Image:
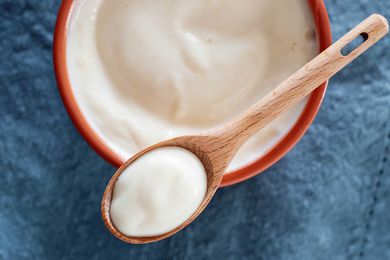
[53,0,332,187]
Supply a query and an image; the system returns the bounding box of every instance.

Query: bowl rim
[53,0,332,187]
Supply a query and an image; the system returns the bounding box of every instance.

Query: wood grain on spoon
[101,14,389,244]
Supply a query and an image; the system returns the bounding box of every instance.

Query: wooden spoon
[101,14,388,244]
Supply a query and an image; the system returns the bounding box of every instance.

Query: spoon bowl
[102,14,388,244]
[101,133,234,244]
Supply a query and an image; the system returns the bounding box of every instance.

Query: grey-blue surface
[1,0,389,259]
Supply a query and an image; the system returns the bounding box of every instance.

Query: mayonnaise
[110,147,207,237]
[67,0,317,171]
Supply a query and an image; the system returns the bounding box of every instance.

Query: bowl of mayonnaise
[54,0,332,186]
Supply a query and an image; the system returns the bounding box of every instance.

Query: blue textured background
[0,0,389,259]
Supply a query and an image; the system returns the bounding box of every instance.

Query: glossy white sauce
[110,147,207,236]
[67,0,317,171]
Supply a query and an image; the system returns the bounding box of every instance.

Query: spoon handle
[224,14,388,145]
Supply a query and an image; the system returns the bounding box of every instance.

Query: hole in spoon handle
[340,32,368,56]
